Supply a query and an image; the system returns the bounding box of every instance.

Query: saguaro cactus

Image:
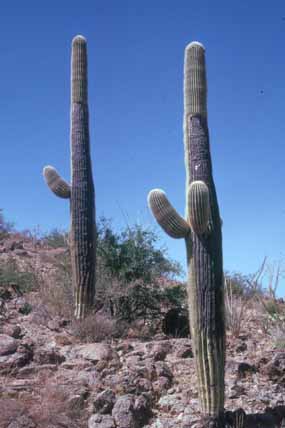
[43,35,96,320]
[148,42,225,424]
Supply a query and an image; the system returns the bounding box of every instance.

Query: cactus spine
[148,42,225,423]
[43,35,96,320]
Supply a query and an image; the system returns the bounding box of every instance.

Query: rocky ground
[0,238,285,428]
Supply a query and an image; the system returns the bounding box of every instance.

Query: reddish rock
[0,334,18,356]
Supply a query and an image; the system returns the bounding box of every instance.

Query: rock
[0,287,12,300]
[0,338,33,374]
[0,334,18,356]
[0,351,32,374]
[73,343,118,364]
[47,319,61,331]
[5,240,24,251]
[7,415,35,428]
[55,334,73,346]
[262,352,285,381]
[236,341,247,353]
[173,341,193,359]
[112,394,137,428]
[134,377,153,394]
[66,386,89,411]
[228,381,247,399]
[126,355,143,369]
[13,250,29,257]
[61,359,94,371]
[116,341,134,355]
[17,364,58,377]
[154,362,173,381]
[29,304,52,325]
[0,399,25,426]
[134,394,152,426]
[88,414,115,428]
[182,414,194,428]
[2,324,22,339]
[147,341,171,361]
[158,395,185,415]
[110,393,151,428]
[33,348,65,365]
[237,362,256,378]
[153,376,172,394]
[93,389,116,414]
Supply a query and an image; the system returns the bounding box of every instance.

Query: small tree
[96,218,184,323]
[97,218,181,285]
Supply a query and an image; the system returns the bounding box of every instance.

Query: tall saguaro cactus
[148,42,225,424]
[43,35,96,320]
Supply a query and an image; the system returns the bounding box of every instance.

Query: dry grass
[224,277,249,337]
[33,252,74,319]
[71,312,118,342]
[0,373,87,428]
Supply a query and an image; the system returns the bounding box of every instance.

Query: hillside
[0,234,285,428]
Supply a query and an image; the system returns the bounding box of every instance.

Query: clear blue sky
[1,1,285,294]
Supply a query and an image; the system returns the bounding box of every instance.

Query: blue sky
[0,1,285,293]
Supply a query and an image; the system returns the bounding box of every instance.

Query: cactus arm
[148,189,190,239]
[188,180,210,234]
[43,165,71,199]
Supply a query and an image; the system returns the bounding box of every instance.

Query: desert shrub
[109,281,163,322]
[161,282,187,307]
[95,219,184,327]
[252,259,285,340]
[224,276,249,337]
[71,312,117,342]
[43,228,69,248]
[37,250,73,318]
[97,218,181,284]
[35,219,184,328]
[19,302,33,315]
[0,256,38,295]
[17,376,87,428]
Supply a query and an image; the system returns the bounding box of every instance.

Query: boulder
[88,414,115,428]
[93,389,116,415]
[0,334,18,356]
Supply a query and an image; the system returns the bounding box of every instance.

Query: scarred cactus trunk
[43,35,96,320]
[148,42,225,425]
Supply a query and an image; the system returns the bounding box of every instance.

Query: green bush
[0,257,38,295]
[95,219,185,325]
[97,218,181,285]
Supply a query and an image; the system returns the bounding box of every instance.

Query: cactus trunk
[186,116,224,416]
[148,42,225,424]
[43,35,96,320]
[70,36,96,320]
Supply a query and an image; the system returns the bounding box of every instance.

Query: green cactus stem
[43,35,96,320]
[148,42,225,424]
[43,166,71,199]
[188,180,210,234]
